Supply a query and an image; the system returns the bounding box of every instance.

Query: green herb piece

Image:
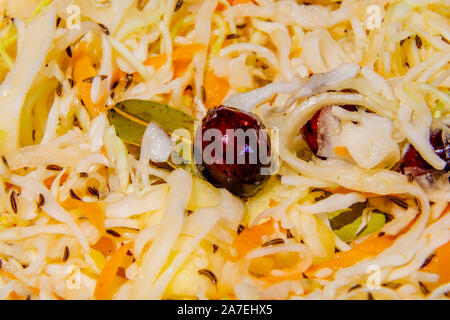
[328,202,366,231]
[333,210,386,242]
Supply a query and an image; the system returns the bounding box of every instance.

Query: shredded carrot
[111,70,127,87]
[9,288,39,299]
[100,145,107,156]
[94,242,134,300]
[231,219,276,260]
[144,44,204,79]
[217,3,226,10]
[9,291,21,300]
[113,70,126,82]
[121,251,134,271]
[269,199,279,208]
[82,202,104,232]
[31,287,40,297]
[422,241,450,285]
[60,197,79,210]
[144,53,168,70]
[305,233,395,278]
[172,44,205,79]
[73,42,107,117]
[72,41,88,61]
[334,146,350,157]
[218,0,255,10]
[4,182,19,192]
[43,173,69,189]
[92,236,116,256]
[172,44,204,61]
[227,0,254,5]
[259,272,303,285]
[173,59,191,79]
[61,198,105,231]
[0,269,18,280]
[440,204,450,219]
[204,71,230,109]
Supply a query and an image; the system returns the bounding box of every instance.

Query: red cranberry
[398,129,449,176]
[301,110,321,154]
[194,105,271,197]
[301,105,358,154]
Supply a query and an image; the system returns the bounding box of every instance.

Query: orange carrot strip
[144,53,168,69]
[144,44,204,79]
[305,233,395,278]
[60,197,80,210]
[61,198,105,231]
[121,252,134,271]
[422,241,450,285]
[84,202,105,232]
[4,182,18,192]
[172,44,204,61]
[31,287,40,297]
[173,59,191,79]
[440,204,450,219]
[259,272,303,285]
[269,199,280,208]
[144,45,203,68]
[0,269,18,280]
[94,242,134,300]
[204,71,230,109]
[43,174,69,189]
[334,146,350,157]
[144,43,205,79]
[111,70,127,86]
[73,43,107,117]
[228,0,254,5]
[72,41,88,61]
[232,219,275,260]
[43,176,55,189]
[92,236,116,256]
[9,291,21,300]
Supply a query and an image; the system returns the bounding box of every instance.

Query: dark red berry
[301,105,358,154]
[398,129,449,176]
[194,105,271,197]
[300,110,321,154]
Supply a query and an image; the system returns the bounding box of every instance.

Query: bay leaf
[107,99,199,174]
[108,107,146,146]
[112,99,196,137]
